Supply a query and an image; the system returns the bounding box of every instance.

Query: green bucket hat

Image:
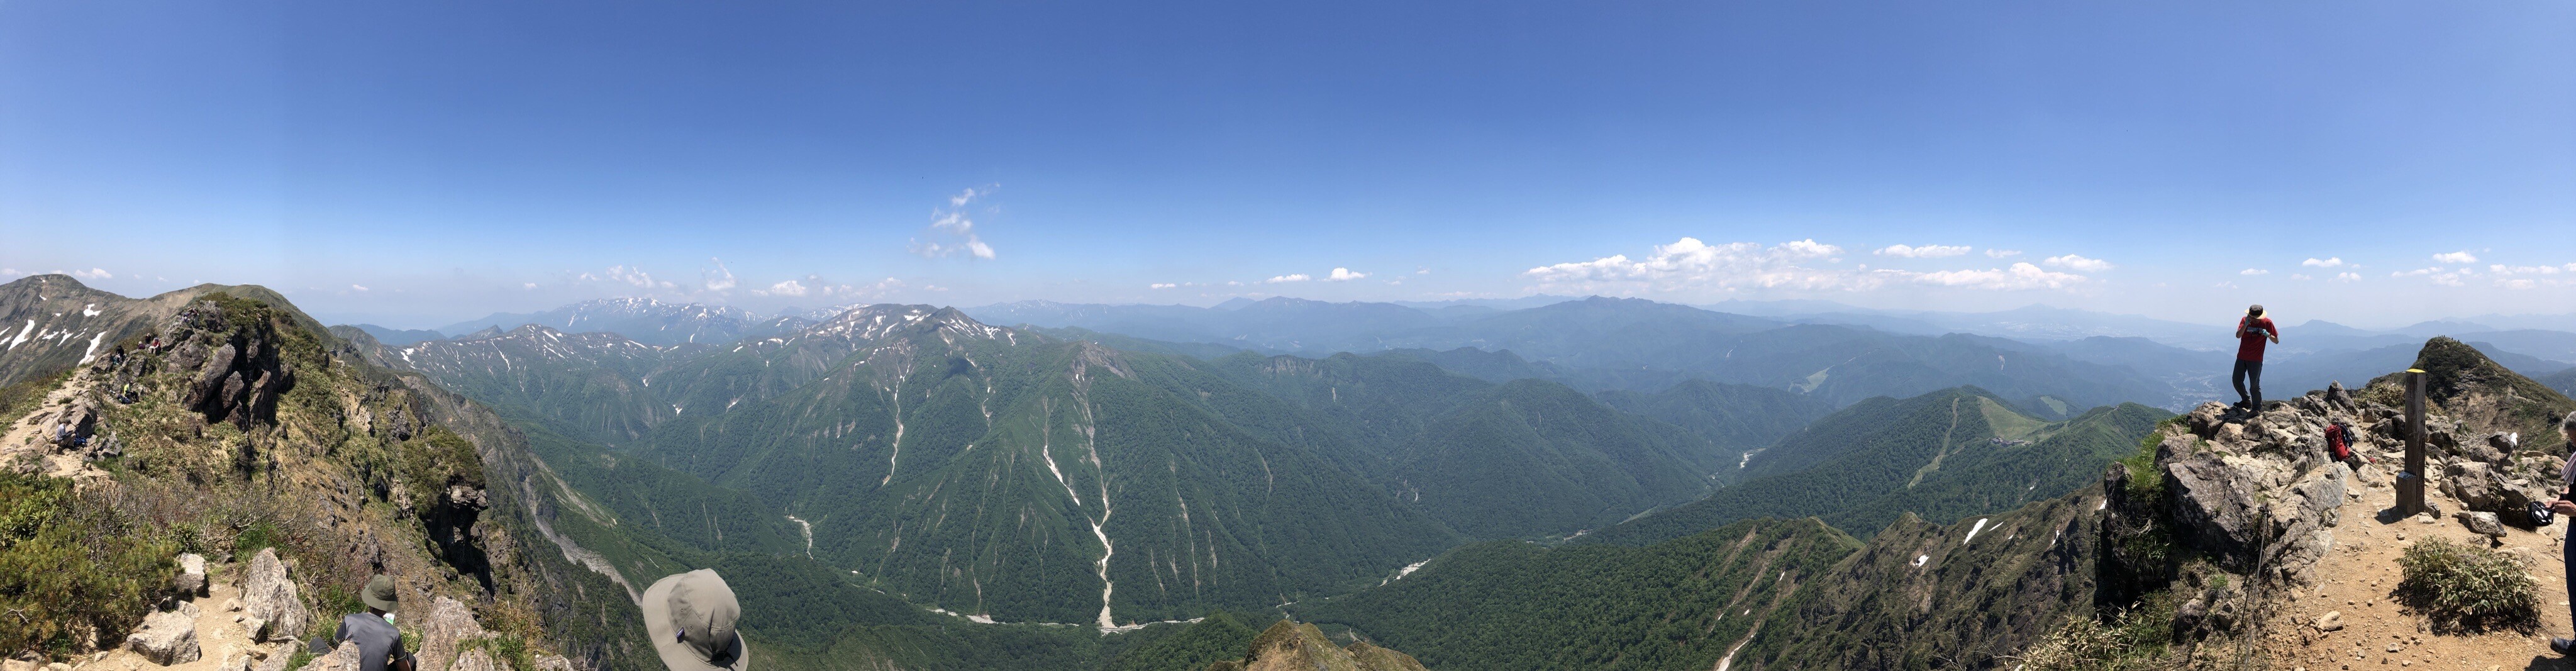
[641,570,746,671]
[362,575,399,612]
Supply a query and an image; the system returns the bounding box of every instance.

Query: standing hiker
[2233,304,2277,411]
[2547,412,2576,655]
[643,569,747,671]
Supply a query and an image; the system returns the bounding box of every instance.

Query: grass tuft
[2397,536,2540,632]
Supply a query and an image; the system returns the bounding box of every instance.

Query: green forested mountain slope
[1294,519,1861,671]
[1207,352,1731,538]
[630,309,1460,624]
[353,325,693,445]
[1298,490,2111,671]
[1584,387,2166,546]
[1596,379,1835,466]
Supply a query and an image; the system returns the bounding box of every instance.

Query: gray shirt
[335,613,414,671]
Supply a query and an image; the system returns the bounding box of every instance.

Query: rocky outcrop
[158,299,296,429]
[2158,401,2348,584]
[450,649,510,671]
[1206,621,1430,671]
[123,609,202,665]
[414,597,487,671]
[240,548,308,642]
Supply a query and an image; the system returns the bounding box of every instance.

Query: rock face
[162,300,296,429]
[125,609,203,665]
[450,649,509,671]
[1206,621,1430,671]
[414,597,487,671]
[2158,408,2347,584]
[240,548,308,641]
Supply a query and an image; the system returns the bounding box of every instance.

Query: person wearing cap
[643,569,747,671]
[2231,304,2278,411]
[2543,412,2576,655]
[321,575,417,671]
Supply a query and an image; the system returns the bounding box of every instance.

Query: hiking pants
[2564,523,2576,632]
[2232,360,2263,407]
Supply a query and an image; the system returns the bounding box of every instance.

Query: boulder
[415,597,487,671]
[2488,431,2520,453]
[176,553,208,597]
[530,655,575,671]
[2,659,33,671]
[309,641,364,671]
[451,649,511,671]
[2456,511,2507,540]
[2325,382,2355,412]
[240,548,308,641]
[2314,611,2344,632]
[125,609,203,665]
[250,643,297,671]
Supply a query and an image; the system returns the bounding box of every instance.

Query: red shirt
[2236,316,2275,362]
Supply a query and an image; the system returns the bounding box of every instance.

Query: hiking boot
[2551,638,2575,655]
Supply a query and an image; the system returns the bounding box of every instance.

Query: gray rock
[240,548,308,641]
[2457,511,2507,539]
[530,655,574,671]
[2315,610,2344,631]
[125,609,203,665]
[2324,382,2355,412]
[177,553,208,597]
[415,597,487,671]
[250,643,296,671]
[451,649,510,671]
[310,641,364,671]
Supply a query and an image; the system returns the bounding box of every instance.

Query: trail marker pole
[2397,369,2428,516]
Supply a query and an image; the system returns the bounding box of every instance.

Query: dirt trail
[2267,468,2576,670]
[79,570,274,671]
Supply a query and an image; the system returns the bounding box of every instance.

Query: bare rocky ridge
[1202,621,1429,671]
[0,278,613,671]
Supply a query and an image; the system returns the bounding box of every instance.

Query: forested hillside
[1584,388,2167,546]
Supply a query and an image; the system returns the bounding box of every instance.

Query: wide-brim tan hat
[641,570,747,671]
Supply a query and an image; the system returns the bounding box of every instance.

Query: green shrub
[0,471,179,658]
[2014,594,2175,671]
[2398,536,2539,631]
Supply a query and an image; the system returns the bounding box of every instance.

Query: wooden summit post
[2397,369,2428,516]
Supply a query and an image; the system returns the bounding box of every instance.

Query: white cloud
[703,258,738,292]
[599,265,675,289]
[2290,274,2313,280]
[70,268,112,280]
[2334,272,2362,282]
[1326,267,1368,281]
[1777,239,1844,258]
[2041,255,2113,272]
[911,187,998,260]
[2240,269,2268,275]
[763,279,810,297]
[1874,244,1972,258]
[0,269,16,276]
[1912,263,2090,291]
[1526,237,2082,295]
[2431,250,2479,264]
[2499,279,2538,290]
[2391,267,2468,286]
[2489,263,2575,275]
[1225,280,1244,287]
[1265,274,1311,284]
[1150,283,1177,289]
[350,284,369,292]
[2301,257,2345,268]
[2213,281,2239,290]
[523,282,538,290]
[1416,267,1431,275]
[1984,249,2022,258]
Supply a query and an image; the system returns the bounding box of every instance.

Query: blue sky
[3,1,2570,328]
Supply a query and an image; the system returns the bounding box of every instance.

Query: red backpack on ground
[2325,422,2357,461]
